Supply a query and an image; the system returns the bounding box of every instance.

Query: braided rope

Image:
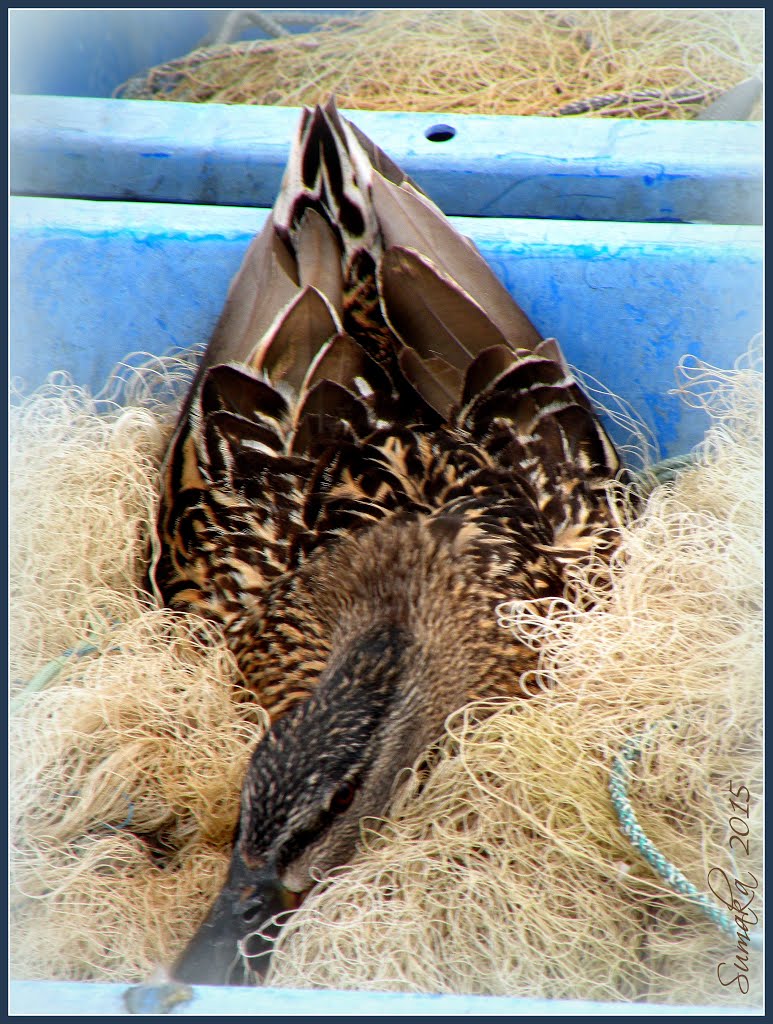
[610,724,762,951]
[549,86,716,117]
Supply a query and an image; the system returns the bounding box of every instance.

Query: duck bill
[172,857,300,986]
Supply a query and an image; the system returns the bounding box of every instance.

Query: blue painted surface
[9,979,759,1016]
[10,95,763,223]
[10,197,762,461]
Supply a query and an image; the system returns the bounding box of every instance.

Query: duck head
[173,623,433,985]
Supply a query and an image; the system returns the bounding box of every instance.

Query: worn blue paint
[10,197,761,461]
[9,979,758,1016]
[10,96,762,224]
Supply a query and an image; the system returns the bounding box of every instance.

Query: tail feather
[291,380,370,457]
[273,103,381,271]
[461,345,515,408]
[397,347,461,419]
[301,332,382,395]
[152,98,627,627]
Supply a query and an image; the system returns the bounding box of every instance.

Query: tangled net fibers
[117,8,763,121]
[10,344,762,1006]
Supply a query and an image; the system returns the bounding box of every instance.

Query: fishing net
[269,343,763,1005]
[116,9,763,121]
[9,341,763,1007]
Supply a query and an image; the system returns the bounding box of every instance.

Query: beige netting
[9,342,763,1007]
[117,9,763,120]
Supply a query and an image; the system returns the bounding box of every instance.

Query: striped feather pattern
[151,98,626,717]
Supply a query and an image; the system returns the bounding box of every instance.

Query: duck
[150,97,627,986]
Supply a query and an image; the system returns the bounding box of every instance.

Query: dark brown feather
[397,347,461,419]
[294,208,345,318]
[196,218,301,381]
[302,332,385,396]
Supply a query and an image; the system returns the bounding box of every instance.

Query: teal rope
[13,626,135,835]
[10,641,99,713]
[610,724,762,952]
[12,615,123,713]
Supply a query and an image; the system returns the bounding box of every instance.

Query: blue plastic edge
[10,95,763,224]
[9,979,761,1016]
[9,196,762,462]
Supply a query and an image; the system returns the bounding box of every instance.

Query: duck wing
[152,98,623,639]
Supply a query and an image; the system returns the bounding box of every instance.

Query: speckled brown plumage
[152,99,628,985]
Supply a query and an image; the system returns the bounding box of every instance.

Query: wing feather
[255,286,341,392]
[196,217,301,379]
[152,98,627,672]
[371,172,541,352]
[294,208,345,317]
[380,246,510,367]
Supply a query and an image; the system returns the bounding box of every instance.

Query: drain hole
[424,123,457,143]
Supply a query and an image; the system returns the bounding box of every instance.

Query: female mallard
[152,98,625,985]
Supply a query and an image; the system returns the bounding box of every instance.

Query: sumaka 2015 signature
[708,782,760,996]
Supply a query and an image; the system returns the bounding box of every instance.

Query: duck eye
[330,782,355,813]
